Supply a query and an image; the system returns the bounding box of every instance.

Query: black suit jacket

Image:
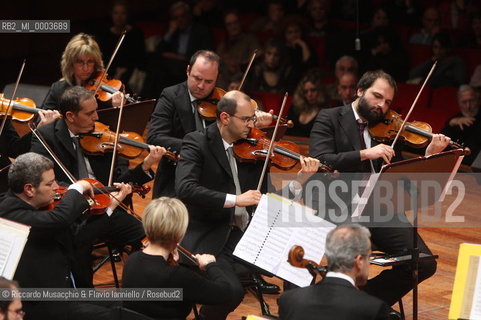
[278,277,390,320]
[0,190,90,288]
[175,123,268,255]
[309,105,402,172]
[147,82,205,197]
[30,118,152,186]
[0,119,32,192]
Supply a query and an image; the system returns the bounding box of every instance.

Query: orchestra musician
[42,33,125,111]
[309,70,451,306]
[279,224,391,320]
[0,153,125,320]
[31,86,166,284]
[122,197,233,319]
[175,90,320,319]
[147,50,274,198]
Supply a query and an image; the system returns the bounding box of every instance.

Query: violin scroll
[288,245,327,278]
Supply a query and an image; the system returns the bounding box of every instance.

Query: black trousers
[361,214,437,306]
[199,227,252,320]
[73,209,145,286]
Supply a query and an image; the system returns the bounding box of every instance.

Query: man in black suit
[0,152,129,319]
[309,70,450,306]
[279,224,390,320]
[147,50,274,198]
[30,86,165,284]
[176,90,320,319]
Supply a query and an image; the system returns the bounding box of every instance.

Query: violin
[196,87,293,127]
[79,122,179,161]
[234,127,333,171]
[49,179,150,213]
[48,179,110,215]
[84,72,137,104]
[288,245,327,279]
[369,109,466,150]
[0,93,39,121]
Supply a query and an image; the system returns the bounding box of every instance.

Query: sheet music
[0,218,30,280]
[470,260,481,319]
[351,173,380,218]
[234,194,336,287]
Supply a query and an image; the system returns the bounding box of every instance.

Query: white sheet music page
[233,193,336,287]
[0,218,30,279]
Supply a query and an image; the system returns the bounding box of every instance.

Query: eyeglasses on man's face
[229,114,257,124]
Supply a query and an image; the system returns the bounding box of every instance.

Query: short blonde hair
[60,33,104,85]
[143,197,189,246]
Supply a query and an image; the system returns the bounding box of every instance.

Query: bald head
[216,90,252,118]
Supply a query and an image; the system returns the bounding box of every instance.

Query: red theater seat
[250,91,293,119]
[429,86,459,117]
[392,83,432,115]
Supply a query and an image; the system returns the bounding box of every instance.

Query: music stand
[97,99,156,133]
[352,149,464,320]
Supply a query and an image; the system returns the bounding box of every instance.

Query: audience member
[459,13,481,48]
[246,38,299,94]
[141,1,213,98]
[361,26,409,82]
[286,71,328,137]
[96,0,145,92]
[408,32,466,88]
[216,10,260,89]
[282,18,315,74]
[334,72,359,107]
[441,84,481,165]
[250,0,285,35]
[409,7,441,45]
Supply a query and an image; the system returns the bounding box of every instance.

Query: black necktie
[192,100,204,131]
[357,121,368,150]
[72,136,89,179]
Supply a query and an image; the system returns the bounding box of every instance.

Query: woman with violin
[0,152,124,319]
[122,197,233,320]
[42,33,126,111]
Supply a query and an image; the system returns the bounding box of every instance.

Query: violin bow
[93,30,127,96]
[29,123,78,184]
[256,92,289,191]
[390,61,438,150]
[177,244,199,266]
[0,59,26,138]
[237,49,258,91]
[108,91,125,187]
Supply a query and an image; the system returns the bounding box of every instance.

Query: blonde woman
[122,197,232,319]
[43,33,124,110]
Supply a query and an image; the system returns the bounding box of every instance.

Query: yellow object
[449,243,481,319]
